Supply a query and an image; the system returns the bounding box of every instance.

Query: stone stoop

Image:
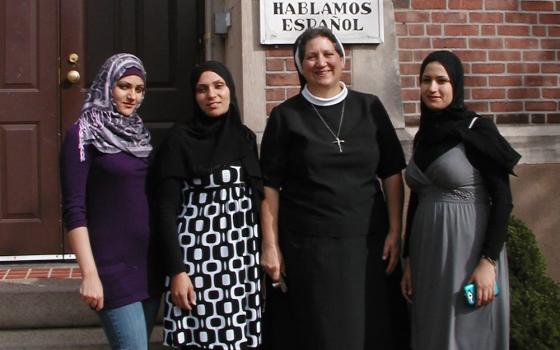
[0,277,165,349]
[0,327,166,349]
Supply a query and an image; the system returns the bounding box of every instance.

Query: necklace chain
[310,100,346,152]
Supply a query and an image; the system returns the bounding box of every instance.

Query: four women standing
[61,37,517,350]
[401,50,518,349]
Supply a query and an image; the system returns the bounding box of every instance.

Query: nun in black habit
[152,61,263,349]
[260,27,410,350]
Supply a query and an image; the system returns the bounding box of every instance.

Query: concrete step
[0,279,97,329]
[0,325,165,349]
[0,277,166,348]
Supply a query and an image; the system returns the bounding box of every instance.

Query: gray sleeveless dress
[405,144,509,350]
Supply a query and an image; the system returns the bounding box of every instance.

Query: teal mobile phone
[463,282,499,306]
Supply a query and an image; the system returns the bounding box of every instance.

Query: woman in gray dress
[400,51,520,349]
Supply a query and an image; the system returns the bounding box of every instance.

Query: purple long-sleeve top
[60,123,153,309]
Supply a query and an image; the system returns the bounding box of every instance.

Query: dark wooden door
[0,0,202,258]
[59,0,203,254]
[0,0,62,256]
[62,0,203,145]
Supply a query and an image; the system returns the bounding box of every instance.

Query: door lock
[68,53,79,64]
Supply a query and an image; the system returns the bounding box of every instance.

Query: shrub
[508,216,560,349]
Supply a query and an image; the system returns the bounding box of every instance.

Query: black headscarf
[153,61,263,198]
[413,51,520,174]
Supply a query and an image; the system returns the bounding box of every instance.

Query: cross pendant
[332,137,345,152]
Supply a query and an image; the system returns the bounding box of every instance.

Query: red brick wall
[394,0,560,126]
[263,1,559,125]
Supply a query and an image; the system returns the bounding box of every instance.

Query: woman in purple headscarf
[60,53,161,350]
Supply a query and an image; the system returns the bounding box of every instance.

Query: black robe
[260,90,410,350]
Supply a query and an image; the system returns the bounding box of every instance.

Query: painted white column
[224,0,267,142]
[352,0,405,129]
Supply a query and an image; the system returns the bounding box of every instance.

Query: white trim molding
[402,125,560,165]
[0,254,76,262]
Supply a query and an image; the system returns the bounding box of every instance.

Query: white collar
[302,82,348,106]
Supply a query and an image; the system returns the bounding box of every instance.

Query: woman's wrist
[172,271,188,280]
[480,255,497,271]
[78,263,98,277]
[81,269,99,279]
[481,254,497,265]
[262,235,279,247]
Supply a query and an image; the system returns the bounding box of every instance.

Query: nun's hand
[383,231,401,274]
[171,272,196,311]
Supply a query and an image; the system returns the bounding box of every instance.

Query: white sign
[260,0,384,44]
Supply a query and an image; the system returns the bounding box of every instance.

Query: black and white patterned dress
[163,164,262,349]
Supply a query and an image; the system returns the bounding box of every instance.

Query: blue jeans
[98,297,161,350]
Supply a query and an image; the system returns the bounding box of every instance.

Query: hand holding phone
[463,282,499,306]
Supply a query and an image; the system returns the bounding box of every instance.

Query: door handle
[66,70,81,83]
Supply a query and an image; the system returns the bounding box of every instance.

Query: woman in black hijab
[152,61,263,349]
[401,51,520,349]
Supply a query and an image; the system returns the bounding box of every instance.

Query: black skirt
[263,228,410,350]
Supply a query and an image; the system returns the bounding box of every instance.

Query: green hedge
[508,216,560,349]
